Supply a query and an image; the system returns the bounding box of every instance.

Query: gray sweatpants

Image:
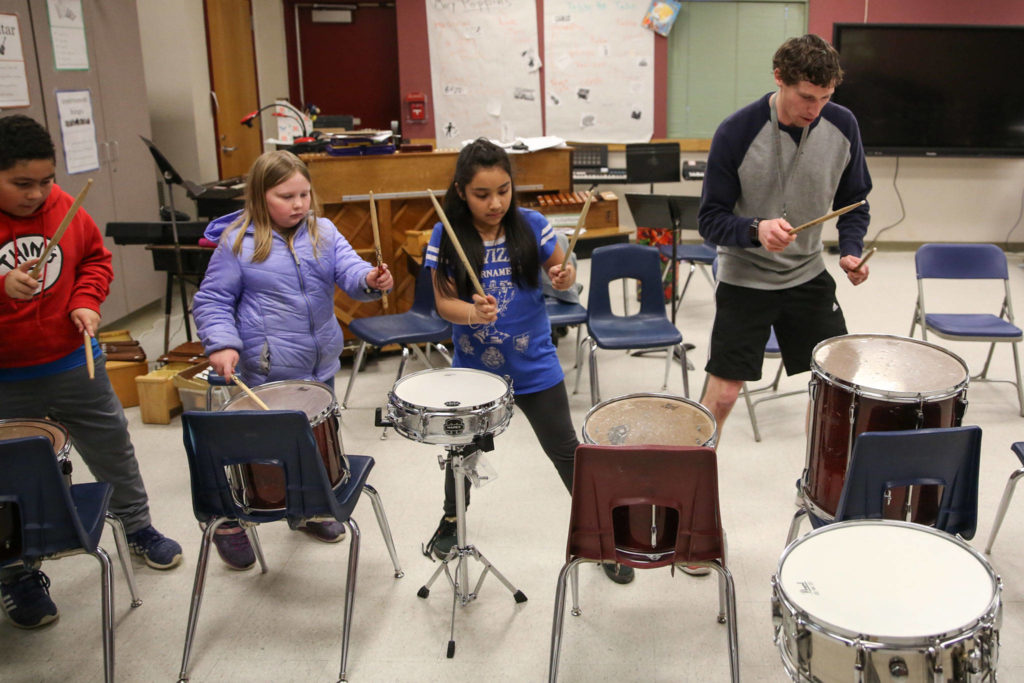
[1,355,151,579]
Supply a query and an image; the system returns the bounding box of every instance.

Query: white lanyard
[769,93,809,221]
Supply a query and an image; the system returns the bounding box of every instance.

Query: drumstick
[850,246,877,273]
[561,189,595,270]
[427,189,486,298]
[84,331,94,380]
[29,179,94,279]
[232,376,270,410]
[367,192,389,312]
[788,200,866,235]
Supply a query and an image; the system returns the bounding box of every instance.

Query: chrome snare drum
[222,380,348,511]
[582,393,717,447]
[772,520,1001,682]
[387,368,513,445]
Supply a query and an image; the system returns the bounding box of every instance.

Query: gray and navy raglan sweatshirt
[698,92,872,290]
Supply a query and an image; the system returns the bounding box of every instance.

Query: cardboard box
[106,360,148,408]
[135,362,197,424]
[172,362,237,413]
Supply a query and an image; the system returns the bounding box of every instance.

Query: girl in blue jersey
[422,139,632,584]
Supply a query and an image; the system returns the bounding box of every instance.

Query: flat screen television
[831,24,1024,157]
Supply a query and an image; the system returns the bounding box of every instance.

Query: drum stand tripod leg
[417,448,527,658]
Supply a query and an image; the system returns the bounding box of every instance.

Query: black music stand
[140,136,204,353]
[625,142,681,192]
[626,193,685,324]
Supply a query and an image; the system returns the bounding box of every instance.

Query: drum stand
[417,435,527,658]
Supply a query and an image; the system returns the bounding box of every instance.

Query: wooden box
[135,362,197,424]
[106,360,148,408]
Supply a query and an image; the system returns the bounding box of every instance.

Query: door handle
[210,91,219,114]
[221,146,237,153]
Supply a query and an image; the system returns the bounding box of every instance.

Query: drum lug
[955,394,969,426]
[770,592,783,629]
[853,642,867,682]
[436,452,446,471]
[888,655,909,678]
[915,396,926,429]
[926,645,944,683]
[793,617,812,672]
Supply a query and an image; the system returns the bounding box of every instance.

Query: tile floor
[2,249,1024,682]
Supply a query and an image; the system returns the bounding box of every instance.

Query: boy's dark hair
[0,115,56,171]
[773,34,843,88]
[434,138,539,299]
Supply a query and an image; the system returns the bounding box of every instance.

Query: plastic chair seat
[545,300,587,327]
[588,313,682,349]
[348,312,451,348]
[657,242,717,264]
[924,313,1022,340]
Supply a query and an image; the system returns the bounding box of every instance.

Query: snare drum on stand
[772,520,1001,682]
[582,393,718,565]
[221,380,348,512]
[803,334,969,524]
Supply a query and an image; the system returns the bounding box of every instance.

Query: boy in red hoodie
[0,115,182,629]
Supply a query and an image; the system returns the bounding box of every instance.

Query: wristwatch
[749,218,762,246]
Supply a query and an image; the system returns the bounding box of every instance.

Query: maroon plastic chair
[548,444,739,682]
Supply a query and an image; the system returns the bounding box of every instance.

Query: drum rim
[0,417,71,454]
[221,378,338,426]
[581,392,718,446]
[810,333,970,401]
[390,367,511,413]
[774,519,1001,647]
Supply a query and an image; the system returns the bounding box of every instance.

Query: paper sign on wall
[0,13,31,108]
[47,0,89,71]
[56,89,99,174]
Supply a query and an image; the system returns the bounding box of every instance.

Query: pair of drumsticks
[787,199,875,273]
[425,188,594,300]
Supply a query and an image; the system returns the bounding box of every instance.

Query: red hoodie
[0,184,113,368]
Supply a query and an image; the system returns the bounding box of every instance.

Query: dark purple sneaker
[299,520,346,543]
[212,522,255,570]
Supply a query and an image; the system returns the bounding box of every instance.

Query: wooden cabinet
[303,148,573,337]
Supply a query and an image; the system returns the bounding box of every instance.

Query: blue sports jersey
[424,208,563,395]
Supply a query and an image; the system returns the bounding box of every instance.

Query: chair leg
[709,561,740,683]
[588,343,600,406]
[432,342,453,366]
[986,468,1024,553]
[337,517,361,683]
[245,524,268,574]
[573,335,591,394]
[786,508,808,546]
[362,484,404,578]
[677,343,690,398]
[92,547,115,683]
[341,341,369,409]
[662,346,672,392]
[1011,341,1024,417]
[741,382,762,442]
[548,558,584,683]
[104,513,142,607]
[572,325,583,369]
[177,519,225,682]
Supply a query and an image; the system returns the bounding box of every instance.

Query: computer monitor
[625,142,680,184]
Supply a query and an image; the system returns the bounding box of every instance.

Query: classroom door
[205,0,262,179]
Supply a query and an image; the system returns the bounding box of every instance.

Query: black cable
[1001,184,1024,251]
[863,155,905,251]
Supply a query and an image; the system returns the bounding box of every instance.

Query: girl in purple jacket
[192,150,393,567]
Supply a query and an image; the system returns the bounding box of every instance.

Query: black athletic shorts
[705,270,848,382]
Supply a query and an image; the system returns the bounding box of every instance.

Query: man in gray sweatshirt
[697,33,872,435]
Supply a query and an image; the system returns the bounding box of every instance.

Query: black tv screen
[832,24,1024,157]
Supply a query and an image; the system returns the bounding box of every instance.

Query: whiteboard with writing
[426,1,543,143]
[544,0,653,142]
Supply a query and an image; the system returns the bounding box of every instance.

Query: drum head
[779,521,997,639]
[393,368,508,411]
[0,418,69,452]
[583,393,717,446]
[222,380,334,420]
[812,334,968,398]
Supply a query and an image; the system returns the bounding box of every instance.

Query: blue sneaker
[212,522,256,570]
[1,570,59,629]
[299,520,346,543]
[127,525,183,569]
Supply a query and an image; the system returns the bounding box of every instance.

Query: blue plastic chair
[787,426,982,545]
[177,410,398,683]
[658,241,717,317]
[342,261,452,409]
[546,298,588,370]
[910,243,1023,416]
[985,441,1024,553]
[574,243,689,405]
[0,436,130,683]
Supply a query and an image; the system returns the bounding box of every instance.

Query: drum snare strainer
[772,520,1001,682]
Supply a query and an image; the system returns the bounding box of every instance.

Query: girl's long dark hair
[434,138,539,299]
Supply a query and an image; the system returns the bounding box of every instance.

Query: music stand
[140,136,205,353]
[626,193,685,323]
[625,143,681,192]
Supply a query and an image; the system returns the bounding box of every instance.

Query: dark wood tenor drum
[803,334,969,523]
[221,380,348,511]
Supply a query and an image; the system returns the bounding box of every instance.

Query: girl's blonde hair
[225,150,322,262]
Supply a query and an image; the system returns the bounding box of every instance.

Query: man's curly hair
[773,34,843,88]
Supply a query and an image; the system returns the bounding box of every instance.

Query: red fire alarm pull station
[406,92,427,122]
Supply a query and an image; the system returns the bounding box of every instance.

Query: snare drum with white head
[582,393,717,447]
[772,520,1001,682]
[221,380,348,511]
[387,368,513,445]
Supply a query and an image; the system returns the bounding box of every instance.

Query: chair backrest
[181,410,341,528]
[587,243,666,318]
[567,444,725,568]
[915,243,1009,280]
[0,436,97,561]
[835,426,982,538]
[411,256,443,316]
